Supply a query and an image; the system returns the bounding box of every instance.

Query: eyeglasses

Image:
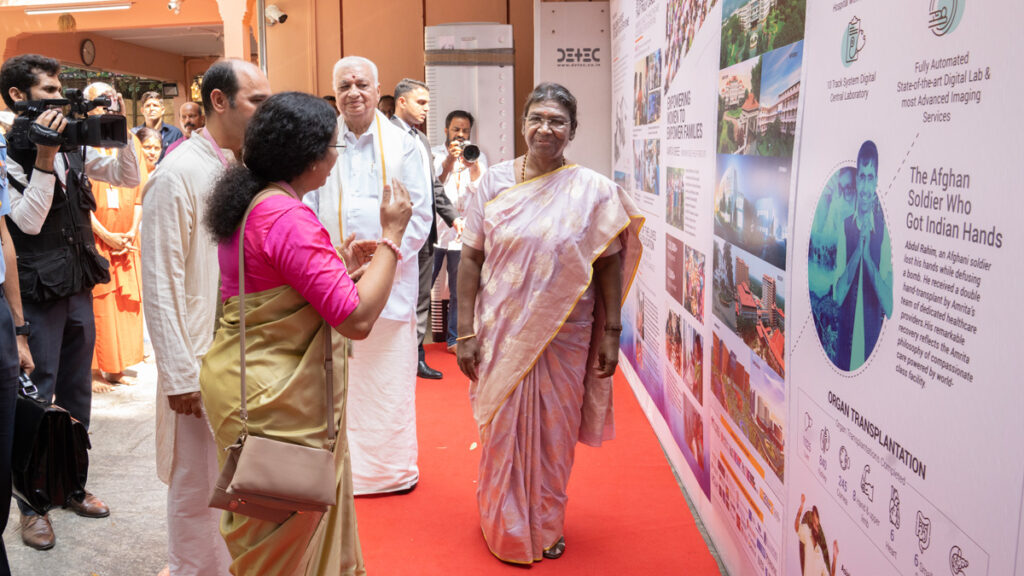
[525,115,569,131]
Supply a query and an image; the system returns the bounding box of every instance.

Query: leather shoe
[64,492,110,518]
[20,513,55,550]
[417,360,443,379]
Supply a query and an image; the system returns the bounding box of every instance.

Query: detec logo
[556,48,601,68]
[928,0,964,37]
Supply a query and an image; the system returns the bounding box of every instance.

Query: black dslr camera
[8,88,127,151]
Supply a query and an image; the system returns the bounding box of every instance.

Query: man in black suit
[392,78,460,379]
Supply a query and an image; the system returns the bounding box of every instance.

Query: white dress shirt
[303,110,431,322]
[431,144,488,250]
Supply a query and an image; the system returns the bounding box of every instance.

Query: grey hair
[83,82,114,100]
[523,82,578,137]
[333,56,379,86]
[394,78,428,100]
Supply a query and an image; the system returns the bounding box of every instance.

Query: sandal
[543,537,566,559]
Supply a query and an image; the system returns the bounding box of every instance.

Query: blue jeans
[432,248,461,347]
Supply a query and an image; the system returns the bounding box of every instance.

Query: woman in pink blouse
[199,91,411,576]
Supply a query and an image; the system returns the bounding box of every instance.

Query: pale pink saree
[467,164,643,563]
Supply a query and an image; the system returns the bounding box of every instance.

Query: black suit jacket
[391,117,459,247]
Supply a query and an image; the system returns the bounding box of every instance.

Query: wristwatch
[14,321,31,336]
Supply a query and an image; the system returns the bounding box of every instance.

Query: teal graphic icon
[841,16,866,67]
[929,0,964,37]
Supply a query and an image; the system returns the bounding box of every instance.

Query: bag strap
[237,186,336,447]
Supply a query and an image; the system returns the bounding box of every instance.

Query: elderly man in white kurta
[304,56,431,495]
[141,59,270,576]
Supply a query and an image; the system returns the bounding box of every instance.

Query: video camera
[8,88,127,151]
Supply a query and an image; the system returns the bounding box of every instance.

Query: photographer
[430,110,487,351]
[0,53,139,550]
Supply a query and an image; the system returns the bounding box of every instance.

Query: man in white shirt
[142,59,270,576]
[304,56,432,495]
[430,110,487,350]
[1,53,139,550]
[391,79,461,378]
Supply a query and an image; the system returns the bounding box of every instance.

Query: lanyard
[337,118,387,241]
[201,128,230,169]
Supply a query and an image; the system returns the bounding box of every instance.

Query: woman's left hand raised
[595,331,620,378]
[338,233,378,268]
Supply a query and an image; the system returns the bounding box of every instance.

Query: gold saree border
[478,191,645,433]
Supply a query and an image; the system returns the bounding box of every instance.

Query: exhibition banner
[610,0,1024,574]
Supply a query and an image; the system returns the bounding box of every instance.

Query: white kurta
[140,131,232,575]
[304,110,432,494]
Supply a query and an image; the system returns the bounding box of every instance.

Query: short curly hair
[206,92,337,241]
[0,54,60,108]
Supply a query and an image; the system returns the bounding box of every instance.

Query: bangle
[378,238,402,260]
[455,333,477,342]
[604,324,623,332]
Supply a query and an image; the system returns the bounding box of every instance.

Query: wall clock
[80,38,96,66]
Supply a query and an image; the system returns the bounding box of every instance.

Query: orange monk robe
[91,137,148,374]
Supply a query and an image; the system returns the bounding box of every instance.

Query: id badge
[106,187,120,210]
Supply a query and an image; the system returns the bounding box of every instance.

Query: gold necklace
[520,152,566,182]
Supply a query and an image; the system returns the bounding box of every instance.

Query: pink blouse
[219,194,360,327]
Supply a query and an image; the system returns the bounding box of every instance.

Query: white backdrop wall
[536,2,613,176]
[608,1,1024,575]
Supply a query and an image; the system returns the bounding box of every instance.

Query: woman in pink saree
[457,83,644,564]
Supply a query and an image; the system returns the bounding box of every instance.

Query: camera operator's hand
[33,109,66,170]
[447,139,464,159]
[111,93,127,117]
[440,141,461,181]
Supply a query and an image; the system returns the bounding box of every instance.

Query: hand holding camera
[447,139,480,164]
[31,109,68,167]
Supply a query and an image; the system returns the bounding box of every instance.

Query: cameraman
[430,110,487,351]
[0,53,139,550]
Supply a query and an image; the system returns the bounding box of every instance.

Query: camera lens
[463,144,480,163]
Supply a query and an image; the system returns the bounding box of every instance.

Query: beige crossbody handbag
[209,189,339,523]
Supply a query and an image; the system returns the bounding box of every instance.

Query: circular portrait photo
[807,140,893,372]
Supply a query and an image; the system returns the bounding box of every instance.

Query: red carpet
[353,343,722,575]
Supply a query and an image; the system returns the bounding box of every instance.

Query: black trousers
[0,289,21,575]
[416,243,434,349]
[17,289,95,515]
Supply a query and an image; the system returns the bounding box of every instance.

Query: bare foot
[92,380,115,394]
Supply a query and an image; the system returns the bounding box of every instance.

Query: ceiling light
[25,2,131,15]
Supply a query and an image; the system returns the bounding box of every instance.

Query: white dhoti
[165,408,232,575]
[346,316,419,495]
